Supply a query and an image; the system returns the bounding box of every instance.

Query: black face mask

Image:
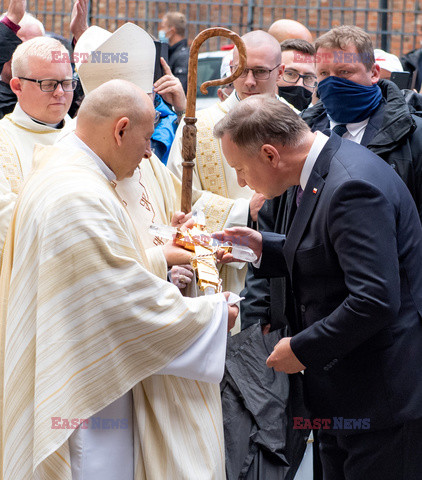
[278,85,313,111]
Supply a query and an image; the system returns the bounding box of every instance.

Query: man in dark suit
[213,94,422,480]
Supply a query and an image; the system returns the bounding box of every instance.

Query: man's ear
[371,62,381,84]
[9,77,23,96]
[260,143,280,167]
[276,64,285,83]
[114,117,130,147]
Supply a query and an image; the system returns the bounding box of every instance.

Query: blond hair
[315,25,375,70]
[163,12,187,36]
[11,36,68,77]
[19,12,45,34]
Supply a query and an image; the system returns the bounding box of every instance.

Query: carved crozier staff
[180,27,247,213]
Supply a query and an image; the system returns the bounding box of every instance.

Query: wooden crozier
[180,27,247,213]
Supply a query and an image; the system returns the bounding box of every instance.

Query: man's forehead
[315,45,369,66]
[221,134,243,164]
[27,55,72,76]
[283,50,316,73]
[234,45,276,66]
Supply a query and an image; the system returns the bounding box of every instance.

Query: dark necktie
[296,186,304,207]
[332,124,348,137]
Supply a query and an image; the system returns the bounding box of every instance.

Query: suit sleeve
[241,197,284,329]
[290,180,401,368]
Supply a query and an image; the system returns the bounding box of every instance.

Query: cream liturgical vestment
[0,141,229,479]
[0,103,70,256]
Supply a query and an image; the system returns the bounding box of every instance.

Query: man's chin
[241,92,259,98]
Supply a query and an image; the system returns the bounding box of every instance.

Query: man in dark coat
[159,12,189,93]
[303,25,422,221]
[401,46,422,91]
[214,94,422,480]
[243,25,422,331]
[0,0,27,119]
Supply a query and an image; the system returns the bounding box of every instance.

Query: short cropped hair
[315,25,375,70]
[163,12,187,37]
[280,38,316,56]
[19,12,45,34]
[11,36,68,77]
[214,94,310,155]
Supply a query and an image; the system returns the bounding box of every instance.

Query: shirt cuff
[252,255,262,268]
[1,16,21,33]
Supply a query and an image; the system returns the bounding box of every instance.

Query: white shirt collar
[60,132,116,181]
[300,131,330,190]
[11,102,67,130]
[329,116,369,139]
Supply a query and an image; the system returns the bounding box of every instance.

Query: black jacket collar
[301,79,416,155]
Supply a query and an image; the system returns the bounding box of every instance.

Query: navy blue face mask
[317,76,382,124]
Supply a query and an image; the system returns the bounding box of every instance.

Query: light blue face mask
[158,30,168,44]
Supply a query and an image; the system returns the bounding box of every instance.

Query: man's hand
[212,227,263,263]
[266,337,306,374]
[249,192,266,222]
[70,0,89,42]
[6,0,26,25]
[170,211,192,227]
[162,240,193,266]
[223,292,239,332]
[170,264,194,289]
[153,58,186,113]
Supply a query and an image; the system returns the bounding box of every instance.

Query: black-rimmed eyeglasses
[282,71,317,88]
[18,78,78,92]
[229,64,280,80]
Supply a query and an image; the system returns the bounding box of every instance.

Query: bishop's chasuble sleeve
[116,157,232,479]
[0,144,226,480]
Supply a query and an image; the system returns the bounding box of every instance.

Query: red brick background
[1,0,421,56]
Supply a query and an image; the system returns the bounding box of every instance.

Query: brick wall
[1,0,420,56]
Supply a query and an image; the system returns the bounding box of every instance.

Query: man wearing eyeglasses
[277,38,318,111]
[0,35,74,257]
[167,31,297,328]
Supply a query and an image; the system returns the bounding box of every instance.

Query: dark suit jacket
[0,22,21,119]
[256,132,422,431]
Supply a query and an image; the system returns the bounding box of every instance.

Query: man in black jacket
[159,12,189,93]
[243,25,422,332]
[215,95,422,480]
[303,25,422,220]
[0,0,44,118]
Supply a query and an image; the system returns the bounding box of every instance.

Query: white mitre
[75,23,156,94]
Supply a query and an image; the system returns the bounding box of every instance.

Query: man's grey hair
[18,12,45,34]
[214,95,310,155]
[11,36,68,77]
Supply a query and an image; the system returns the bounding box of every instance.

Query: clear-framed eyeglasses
[282,71,317,88]
[229,64,280,80]
[18,77,78,92]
